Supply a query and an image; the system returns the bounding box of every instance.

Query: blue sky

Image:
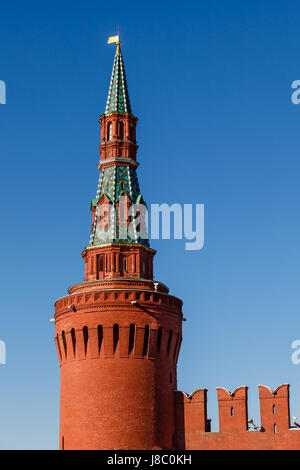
[1,0,300,448]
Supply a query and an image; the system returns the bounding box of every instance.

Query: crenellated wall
[175,384,300,449]
[174,389,209,450]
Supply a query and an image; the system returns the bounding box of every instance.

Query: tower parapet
[217,386,248,433]
[258,384,290,433]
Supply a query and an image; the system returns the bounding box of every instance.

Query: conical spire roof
[105,43,132,114]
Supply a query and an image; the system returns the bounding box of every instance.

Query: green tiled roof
[89,165,149,247]
[91,198,97,207]
[105,45,132,114]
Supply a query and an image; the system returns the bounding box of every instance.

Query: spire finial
[116,25,120,51]
[107,28,121,53]
[107,27,122,53]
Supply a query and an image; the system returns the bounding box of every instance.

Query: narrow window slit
[142,326,149,356]
[128,324,135,355]
[97,325,103,355]
[157,327,162,353]
[62,331,67,359]
[167,330,173,356]
[56,334,62,362]
[83,326,88,356]
[119,121,124,140]
[173,334,179,359]
[107,122,112,141]
[71,328,76,356]
[113,324,119,353]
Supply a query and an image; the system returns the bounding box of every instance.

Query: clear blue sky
[1,0,300,449]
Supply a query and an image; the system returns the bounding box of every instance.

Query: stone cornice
[97,157,139,170]
[81,243,156,257]
[99,112,138,121]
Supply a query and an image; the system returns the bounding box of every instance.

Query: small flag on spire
[107,35,119,44]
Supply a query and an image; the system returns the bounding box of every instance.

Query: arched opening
[119,121,124,140]
[107,122,112,141]
[130,124,134,141]
[97,255,104,279]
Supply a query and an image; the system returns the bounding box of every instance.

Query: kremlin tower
[54,39,300,451]
[54,39,183,450]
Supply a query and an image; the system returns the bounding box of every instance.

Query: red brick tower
[54,41,183,450]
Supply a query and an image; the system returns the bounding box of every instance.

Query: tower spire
[54,42,183,451]
[88,40,148,250]
[105,40,132,114]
